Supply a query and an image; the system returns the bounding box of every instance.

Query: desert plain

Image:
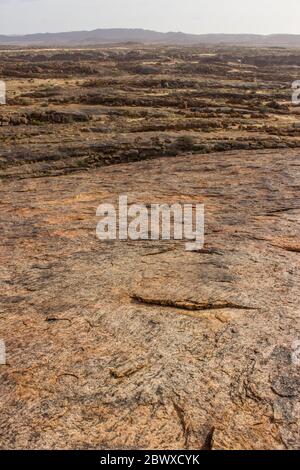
[0,45,299,449]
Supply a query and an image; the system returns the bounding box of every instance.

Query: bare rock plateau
[0,149,299,449]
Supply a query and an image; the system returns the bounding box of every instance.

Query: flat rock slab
[0,149,299,449]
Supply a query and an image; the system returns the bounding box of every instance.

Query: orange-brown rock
[0,149,299,449]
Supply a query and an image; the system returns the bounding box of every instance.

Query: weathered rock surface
[0,149,299,449]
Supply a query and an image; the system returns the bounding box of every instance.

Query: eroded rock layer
[0,149,299,449]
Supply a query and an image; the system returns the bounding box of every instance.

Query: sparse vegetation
[0,45,300,178]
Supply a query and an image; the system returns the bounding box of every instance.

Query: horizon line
[2,27,300,38]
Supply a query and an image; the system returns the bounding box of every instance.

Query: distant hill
[1,28,300,47]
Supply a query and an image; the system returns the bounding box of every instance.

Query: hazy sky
[0,0,299,36]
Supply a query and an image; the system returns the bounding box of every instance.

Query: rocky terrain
[0,46,300,450]
[1,46,300,179]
